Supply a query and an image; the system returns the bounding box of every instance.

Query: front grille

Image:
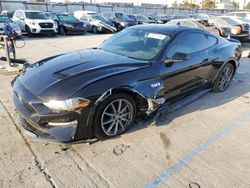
[72,24,83,28]
[39,23,53,28]
[242,24,249,32]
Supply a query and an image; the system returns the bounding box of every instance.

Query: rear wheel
[93,94,136,140]
[212,63,235,92]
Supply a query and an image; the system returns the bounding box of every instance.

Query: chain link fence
[0,0,234,15]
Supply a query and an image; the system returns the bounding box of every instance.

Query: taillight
[231,26,242,34]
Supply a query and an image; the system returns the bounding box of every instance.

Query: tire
[212,63,235,92]
[59,26,66,35]
[93,93,136,140]
[92,26,98,34]
[117,25,123,32]
[50,33,56,37]
[25,25,33,37]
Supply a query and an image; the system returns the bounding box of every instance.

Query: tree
[245,1,250,9]
[179,0,200,8]
[172,1,178,7]
[202,0,216,9]
[231,0,239,10]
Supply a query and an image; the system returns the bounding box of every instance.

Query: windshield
[58,15,78,22]
[151,14,162,19]
[137,15,149,20]
[209,18,230,26]
[25,12,47,19]
[99,29,172,61]
[238,17,250,23]
[0,16,12,23]
[91,15,110,22]
[115,13,130,20]
[220,17,239,25]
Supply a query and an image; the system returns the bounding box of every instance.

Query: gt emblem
[151,82,160,88]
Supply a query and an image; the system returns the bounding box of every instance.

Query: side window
[206,35,217,48]
[166,32,211,58]
[20,11,25,18]
[53,15,59,21]
[80,15,88,21]
[15,11,21,18]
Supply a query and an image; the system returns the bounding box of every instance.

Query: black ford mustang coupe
[12,25,242,143]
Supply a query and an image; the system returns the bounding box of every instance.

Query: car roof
[24,10,42,12]
[227,11,250,14]
[220,16,248,23]
[129,24,199,35]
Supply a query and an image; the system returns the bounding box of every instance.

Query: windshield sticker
[147,33,166,40]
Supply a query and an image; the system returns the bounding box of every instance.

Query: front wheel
[212,63,235,92]
[59,26,66,35]
[93,94,136,140]
[92,26,98,34]
[25,25,33,37]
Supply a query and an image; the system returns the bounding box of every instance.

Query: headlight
[44,97,90,111]
[120,22,128,27]
[231,28,237,35]
[64,23,73,28]
[29,21,36,25]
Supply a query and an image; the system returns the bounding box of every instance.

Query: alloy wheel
[217,65,234,91]
[101,99,133,136]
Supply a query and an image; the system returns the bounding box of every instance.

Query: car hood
[61,21,83,25]
[17,49,150,100]
[0,22,20,30]
[26,19,54,23]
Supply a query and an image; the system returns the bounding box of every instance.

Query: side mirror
[164,52,188,66]
[20,17,24,21]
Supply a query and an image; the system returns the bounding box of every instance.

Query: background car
[47,13,87,35]
[219,16,250,41]
[12,25,242,142]
[0,15,22,37]
[74,10,97,19]
[13,10,57,37]
[128,14,156,24]
[226,11,250,19]
[100,12,137,31]
[1,10,15,18]
[208,17,242,38]
[167,19,222,36]
[79,14,117,33]
[147,14,168,23]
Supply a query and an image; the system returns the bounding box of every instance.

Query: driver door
[160,32,216,100]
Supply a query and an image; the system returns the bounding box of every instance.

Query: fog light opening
[47,120,78,126]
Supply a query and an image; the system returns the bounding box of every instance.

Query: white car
[0,15,22,36]
[13,10,57,37]
[226,11,250,20]
[74,11,97,20]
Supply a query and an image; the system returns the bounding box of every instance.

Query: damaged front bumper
[12,80,94,143]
